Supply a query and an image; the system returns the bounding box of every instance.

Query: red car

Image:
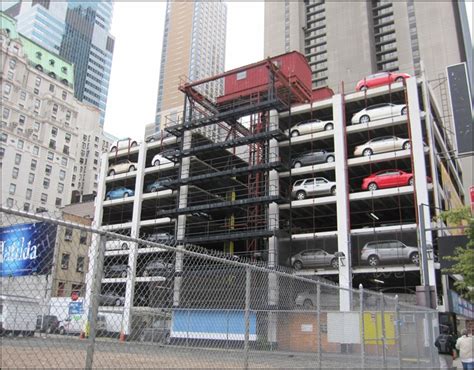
[362,169,431,191]
[356,72,411,91]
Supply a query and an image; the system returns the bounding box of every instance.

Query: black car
[36,315,60,334]
[142,260,174,277]
[104,264,129,278]
[292,150,335,168]
[139,318,171,344]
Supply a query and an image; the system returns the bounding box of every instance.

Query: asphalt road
[1,335,433,369]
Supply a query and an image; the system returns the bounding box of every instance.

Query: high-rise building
[1,12,112,212]
[154,0,226,132]
[7,0,115,126]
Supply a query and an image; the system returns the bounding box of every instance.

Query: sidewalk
[454,357,462,369]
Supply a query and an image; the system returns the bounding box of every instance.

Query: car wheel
[410,252,420,265]
[150,186,157,192]
[163,333,171,345]
[363,148,373,157]
[360,115,370,124]
[325,123,334,131]
[330,258,339,269]
[121,243,128,250]
[143,270,149,277]
[131,141,138,147]
[106,196,111,201]
[291,130,299,137]
[401,106,408,116]
[46,326,53,334]
[123,192,129,198]
[108,169,115,176]
[368,255,379,266]
[115,298,122,306]
[293,261,303,270]
[303,299,314,309]
[331,186,336,195]
[368,182,378,191]
[395,77,405,83]
[326,155,335,163]
[360,85,368,92]
[110,146,117,152]
[153,160,160,167]
[296,191,306,200]
[121,271,127,278]
[293,161,302,168]
[408,177,414,186]
[59,327,66,335]
[128,165,136,172]
[403,141,411,150]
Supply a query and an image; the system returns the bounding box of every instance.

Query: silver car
[353,136,411,157]
[360,240,420,266]
[291,177,336,200]
[289,119,334,137]
[290,249,339,270]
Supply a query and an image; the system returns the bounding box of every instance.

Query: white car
[151,153,172,167]
[354,136,411,157]
[108,159,137,176]
[105,240,130,251]
[291,177,336,200]
[289,119,334,137]
[110,138,138,152]
[351,103,407,124]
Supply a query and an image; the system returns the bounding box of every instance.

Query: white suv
[108,159,137,176]
[291,177,336,200]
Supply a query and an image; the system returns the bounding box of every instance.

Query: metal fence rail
[0,206,438,369]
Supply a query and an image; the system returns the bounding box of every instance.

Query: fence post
[243,266,251,370]
[359,284,365,369]
[84,233,106,370]
[316,283,322,369]
[394,295,402,369]
[380,294,387,369]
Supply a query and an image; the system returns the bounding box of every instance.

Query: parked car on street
[288,118,334,137]
[110,138,138,152]
[150,153,172,167]
[292,150,335,168]
[353,136,411,157]
[139,317,171,344]
[105,187,134,200]
[290,249,339,270]
[351,103,407,124]
[108,159,137,176]
[292,177,336,200]
[99,293,125,307]
[360,240,420,266]
[104,264,129,278]
[36,315,60,334]
[356,72,410,91]
[362,169,415,191]
[145,130,171,143]
[142,260,174,277]
[145,177,172,192]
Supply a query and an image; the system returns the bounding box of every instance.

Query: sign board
[327,312,361,344]
[301,324,313,332]
[0,222,57,277]
[68,301,84,316]
[449,290,474,319]
[363,312,396,345]
[438,235,468,271]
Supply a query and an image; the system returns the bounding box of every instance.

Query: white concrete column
[406,78,437,292]
[333,93,352,312]
[121,141,147,338]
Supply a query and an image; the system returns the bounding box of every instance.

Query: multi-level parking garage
[87,52,464,336]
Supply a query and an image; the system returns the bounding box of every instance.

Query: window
[236,71,247,80]
[61,157,68,166]
[7,71,13,80]
[61,253,70,270]
[9,183,16,195]
[57,183,64,193]
[63,145,69,155]
[76,256,85,272]
[28,173,35,184]
[64,227,73,241]
[6,198,14,208]
[65,110,71,122]
[34,88,39,95]
[55,197,62,207]
[26,188,32,200]
[0,147,4,158]
[59,170,66,180]
[33,145,39,155]
[35,76,41,87]
[49,84,55,93]
[45,164,52,176]
[34,99,41,111]
[15,154,22,165]
[33,122,40,131]
[31,158,37,169]
[20,91,26,101]
[0,133,7,142]
[12,167,19,179]
[79,230,87,245]
[65,133,71,143]
[9,59,16,69]
[49,139,56,149]
[51,127,58,137]
[2,107,10,119]
[49,59,55,66]
[23,203,30,212]
[19,115,26,125]
[62,91,67,100]
[16,139,24,149]
[4,83,11,96]
[47,151,54,161]
[57,282,65,297]
[43,178,50,189]
[40,193,48,204]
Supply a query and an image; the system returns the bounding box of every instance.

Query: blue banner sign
[0,222,57,277]
[68,302,84,315]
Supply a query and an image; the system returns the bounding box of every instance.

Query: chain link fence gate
[1,206,439,369]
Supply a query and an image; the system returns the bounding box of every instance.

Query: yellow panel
[363,312,396,345]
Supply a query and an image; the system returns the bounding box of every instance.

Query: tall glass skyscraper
[7,0,115,126]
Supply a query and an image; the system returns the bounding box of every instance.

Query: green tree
[439,207,474,301]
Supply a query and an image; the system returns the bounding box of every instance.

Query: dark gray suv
[292,150,335,168]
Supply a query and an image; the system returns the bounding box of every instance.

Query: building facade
[154,0,226,133]
[7,0,115,126]
[1,12,112,212]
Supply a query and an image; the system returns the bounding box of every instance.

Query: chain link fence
[1,206,439,368]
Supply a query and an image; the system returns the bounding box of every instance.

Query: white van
[0,295,40,336]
